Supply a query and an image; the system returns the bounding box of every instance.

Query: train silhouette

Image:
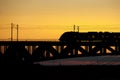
[1,25,120,64]
[59,31,120,42]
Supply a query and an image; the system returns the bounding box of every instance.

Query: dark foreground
[1,65,119,80]
[35,65,120,80]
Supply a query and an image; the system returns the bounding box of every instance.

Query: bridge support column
[85,46,89,52]
[115,46,119,52]
[60,46,64,54]
[89,46,92,54]
[56,46,61,53]
[74,45,79,55]
[101,47,106,54]
[118,46,120,52]
[118,46,120,53]
[32,46,36,54]
[56,46,58,52]
[46,51,50,58]
[73,49,75,55]
[1,46,4,54]
[4,46,8,53]
[43,50,50,58]
[28,46,32,55]
[0,46,1,53]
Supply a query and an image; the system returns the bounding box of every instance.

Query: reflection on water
[34,55,120,66]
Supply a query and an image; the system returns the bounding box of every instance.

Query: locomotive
[59,31,120,42]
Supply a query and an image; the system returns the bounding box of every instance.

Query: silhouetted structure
[0,31,120,64]
[0,52,3,64]
[3,45,32,64]
[10,23,19,41]
[59,32,120,42]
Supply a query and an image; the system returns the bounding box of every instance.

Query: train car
[59,31,120,42]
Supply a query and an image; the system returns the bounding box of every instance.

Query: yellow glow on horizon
[0,0,120,40]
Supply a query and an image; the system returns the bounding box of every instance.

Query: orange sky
[0,0,120,40]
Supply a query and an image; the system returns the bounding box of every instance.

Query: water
[34,55,120,66]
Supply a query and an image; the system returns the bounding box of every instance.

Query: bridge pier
[101,47,106,54]
[56,46,62,53]
[1,46,4,54]
[72,49,75,55]
[69,45,79,56]
[55,46,66,55]
[3,45,32,64]
[4,46,8,54]
[75,49,78,55]
[28,46,32,55]
[44,51,50,58]
[0,46,1,54]
[115,46,120,53]
[85,46,89,52]
[32,46,36,53]
[60,46,64,54]
[88,46,92,55]
[26,46,37,55]
[0,46,8,54]
[74,46,79,55]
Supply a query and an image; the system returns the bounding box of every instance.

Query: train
[59,31,120,42]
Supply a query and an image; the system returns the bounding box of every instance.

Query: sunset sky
[0,0,120,40]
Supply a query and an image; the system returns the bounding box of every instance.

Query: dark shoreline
[4,64,120,72]
[1,65,120,79]
[33,65,120,72]
[34,65,120,79]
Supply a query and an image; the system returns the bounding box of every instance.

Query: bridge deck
[0,41,120,64]
[0,41,120,46]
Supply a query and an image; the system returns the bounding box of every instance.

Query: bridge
[0,39,120,64]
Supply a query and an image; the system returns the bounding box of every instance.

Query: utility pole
[73,25,75,32]
[77,26,79,32]
[16,24,19,41]
[11,23,19,41]
[11,23,13,41]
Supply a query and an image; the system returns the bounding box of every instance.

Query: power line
[0,24,120,31]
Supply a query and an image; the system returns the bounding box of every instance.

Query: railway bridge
[0,40,120,64]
